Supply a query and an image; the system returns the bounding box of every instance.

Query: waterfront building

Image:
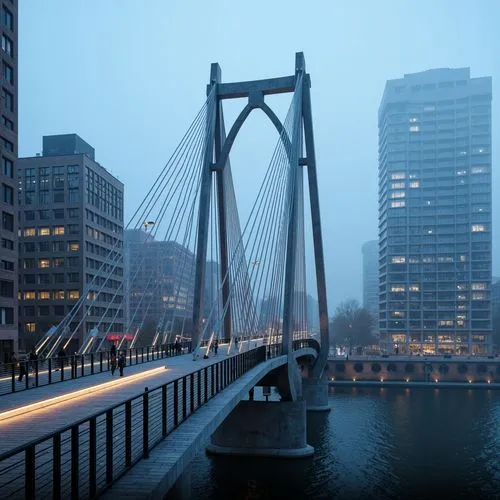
[18,134,124,351]
[378,68,492,355]
[0,1,18,362]
[362,240,379,337]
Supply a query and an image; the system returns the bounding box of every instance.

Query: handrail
[0,344,282,499]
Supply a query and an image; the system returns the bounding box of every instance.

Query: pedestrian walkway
[0,348,229,454]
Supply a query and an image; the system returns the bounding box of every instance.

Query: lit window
[39,227,51,236]
[409,181,420,188]
[68,290,80,300]
[456,321,465,327]
[472,147,488,154]
[38,259,50,269]
[69,242,80,252]
[409,117,418,123]
[391,201,405,208]
[472,224,486,232]
[54,226,65,235]
[391,182,405,189]
[25,323,36,333]
[409,285,420,292]
[391,256,406,264]
[409,125,420,132]
[472,292,487,300]
[456,169,468,176]
[54,290,65,300]
[423,105,435,112]
[457,294,467,301]
[459,255,466,262]
[391,172,405,180]
[24,228,36,237]
[391,191,405,199]
[471,166,487,174]
[23,291,35,300]
[391,285,405,293]
[438,320,453,327]
[39,291,51,300]
[472,283,487,290]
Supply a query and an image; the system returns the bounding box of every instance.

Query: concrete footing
[302,377,331,412]
[206,400,314,458]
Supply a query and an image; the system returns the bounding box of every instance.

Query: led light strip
[0,365,168,423]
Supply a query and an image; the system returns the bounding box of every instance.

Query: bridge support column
[206,400,313,458]
[302,377,331,412]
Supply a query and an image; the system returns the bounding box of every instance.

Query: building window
[472,224,486,232]
[38,227,51,236]
[53,241,65,252]
[23,306,35,316]
[39,259,50,269]
[391,285,406,292]
[1,34,12,56]
[53,208,64,219]
[2,157,12,177]
[68,290,80,300]
[391,256,405,263]
[409,181,420,188]
[69,208,79,218]
[2,183,13,204]
[2,7,13,31]
[53,257,65,268]
[1,237,13,249]
[23,259,36,269]
[23,228,35,237]
[38,306,50,316]
[25,210,35,221]
[54,192,65,203]
[472,292,487,300]
[23,291,35,300]
[68,273,79,283]
[54,226,65,235]
[409,125,420,132]
[54,273,65,284]
[391,182,405,189]
[408,285,420,292]
[2,211,13,231]
[2,89,13,112]
[39,209,50,220]
[472,283,488,290]
[54,290,65,300]
[391,172,405,180]
[1,259,13,271]
[39,291,51,300]
[0,307,13,325]
[3,63,13,85]
[38,241,50,252]
[391,201,406,208]
[68,224,79,235]
[471,166,488,175]
[25,322,36,333]
[24,274,35,284]
[68,242,80,252]
[54,305,65,316]
[0,279,13,297]
[68,189,80,203]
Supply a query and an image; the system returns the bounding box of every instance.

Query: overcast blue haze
[18,1,500,311]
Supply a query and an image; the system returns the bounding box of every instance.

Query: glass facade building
[378,68,492,355]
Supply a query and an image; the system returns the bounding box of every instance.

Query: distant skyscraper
[362,240,379,336]
[0,1,18,363]
[378,68,492,355]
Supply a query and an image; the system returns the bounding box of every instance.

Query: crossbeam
[209,75,297,100]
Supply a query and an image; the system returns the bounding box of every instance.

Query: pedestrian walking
[18,354,28,383]
[110,353,117,375]
[214,339,219,355]
[118,352,126,376]
[56,346,66,372]
[110,343,116,358]
[29,349,38,374]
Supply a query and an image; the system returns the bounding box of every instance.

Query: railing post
[91,352,95,375]
[125,401,132,467]
[135,348,138,365]
[204,367,208,403]
[211,364,215,396]
[141,347,144,363]
[215,362,219,393]
[174,379,179,427]
[89,417,97,498]
[81,355,85,377]
[182,377,187,420]
[197,370,202,408]
[106,409,113,485]
[71,425,79,499]
[25,445,35,499]
[53,433,61,500]
[128,348,132,366]
[190,373,195,413]
[35,359,39,387]
[25,362,29,391]
[147,346,150,361]
[61,356,64,381]
[48,357,52,385]
[11,361,15,393]
[162,385,167,437]
[100,351,103,372]
[143,389,149,458]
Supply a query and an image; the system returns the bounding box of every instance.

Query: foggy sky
[19,1,500,312]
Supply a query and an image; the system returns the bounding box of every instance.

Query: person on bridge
[56,346,66,372]
[18,354,28,383]
[214,339,219,355]
[110,352,117,375]
[118,352,126,376]
[110,343,117,358]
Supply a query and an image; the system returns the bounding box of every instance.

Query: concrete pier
[207,400,314,458]
[302,377,331,412]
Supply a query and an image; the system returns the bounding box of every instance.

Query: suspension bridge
[0,52,330,499]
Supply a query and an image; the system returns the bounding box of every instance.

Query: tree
[330,299,375,352]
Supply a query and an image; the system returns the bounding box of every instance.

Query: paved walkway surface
[0,348,232,454]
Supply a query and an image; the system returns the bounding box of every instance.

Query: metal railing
[0,344,281,499]
[0,342,192,397]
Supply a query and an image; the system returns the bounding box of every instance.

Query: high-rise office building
[378,68,492,355]
[0,1,17,362]
[18,134,124,352]
[362,240,379,336]
[125,229,195,343]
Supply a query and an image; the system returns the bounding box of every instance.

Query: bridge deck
[0,349,230,454]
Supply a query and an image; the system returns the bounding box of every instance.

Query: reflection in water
[187,388,500,499]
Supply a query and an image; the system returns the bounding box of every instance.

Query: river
[186,387,500,499]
